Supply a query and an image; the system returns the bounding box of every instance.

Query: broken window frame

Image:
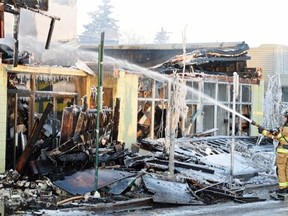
[137,75,253,139]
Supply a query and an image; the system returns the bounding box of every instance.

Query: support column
[0,66,7,173]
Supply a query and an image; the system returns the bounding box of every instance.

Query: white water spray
[263,74,282,129]
[105,55,252,123]
[15,35,98,66]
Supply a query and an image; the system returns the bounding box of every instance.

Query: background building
[247,44,288,132]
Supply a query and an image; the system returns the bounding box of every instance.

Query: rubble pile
[3,81,277,214]
[0,172,68,213]
[0,133,277,214]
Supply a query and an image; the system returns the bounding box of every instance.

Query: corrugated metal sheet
[53,169,135,195]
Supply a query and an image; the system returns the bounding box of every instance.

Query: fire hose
[251,120,262,129]
[251,120,279,135]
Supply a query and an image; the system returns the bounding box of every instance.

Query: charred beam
[60,197,153,213]
[12,7,20,67]
[146,159,215,174]
[45,18,55,49]
[16,102,53,174]
[111,98,120,141]
[3,4,19,15]
[0,3,4,38]
[57,151,89,164]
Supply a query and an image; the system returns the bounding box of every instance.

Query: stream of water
[104,56,252,123]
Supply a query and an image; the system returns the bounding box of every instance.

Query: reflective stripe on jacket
[279,182,288,187]
[277,147,288,153]
[262,127,288,145]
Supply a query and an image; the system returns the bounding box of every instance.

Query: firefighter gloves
[258,126,264,134]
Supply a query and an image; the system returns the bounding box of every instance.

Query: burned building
[0,0,262,175]
[0,0,113,174]
[82,41,262,142]
[0,40,263,176]
[4,63,97,173]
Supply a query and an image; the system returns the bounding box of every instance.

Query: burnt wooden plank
[112,98,120,141]
[16,102,53,174]
[60,106,80,143]
[60,108,72,143]
[74,111,87,136]
[146,159,215,174]
[60,197,153,214]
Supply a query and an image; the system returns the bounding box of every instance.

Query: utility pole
[230,72,239,181]
[95,32,105,191]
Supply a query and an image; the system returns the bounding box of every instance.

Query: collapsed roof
[151,42,256,77]
[96,41,261,82]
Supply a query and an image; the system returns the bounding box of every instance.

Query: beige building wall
[247,44,288,129]
[247,44,288,90]
[116,71,138,147]
[0,66,7,173]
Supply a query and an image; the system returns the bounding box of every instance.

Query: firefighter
[258,111,288,194]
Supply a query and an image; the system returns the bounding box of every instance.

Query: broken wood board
[59,197,153,214]
[145,159,215,174]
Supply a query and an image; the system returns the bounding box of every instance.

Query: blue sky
[77,0,288,47]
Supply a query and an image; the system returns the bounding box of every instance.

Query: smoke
[17,35,97,66]
[20,10,37,37]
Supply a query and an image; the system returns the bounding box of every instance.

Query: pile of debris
[2,86,278,214]
[0,131,277,214]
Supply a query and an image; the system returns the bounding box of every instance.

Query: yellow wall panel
[0,66,7,173]
[116,71,138,147]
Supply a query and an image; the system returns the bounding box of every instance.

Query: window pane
[204,83,216,98]
[203,105,215,131]
[218,84,227,102]
[242,85,251,103]
[282,87,288,102]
